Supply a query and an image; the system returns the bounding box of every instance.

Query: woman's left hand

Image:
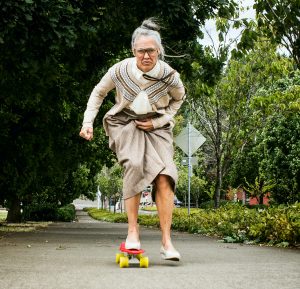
[135,118,154,131]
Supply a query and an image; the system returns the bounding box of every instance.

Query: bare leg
[155,175,176,250]
[125,193,141,243]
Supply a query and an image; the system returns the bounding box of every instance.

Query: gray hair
[131,18,165,60]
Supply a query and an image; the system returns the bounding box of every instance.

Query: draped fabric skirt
[103,111,178,200]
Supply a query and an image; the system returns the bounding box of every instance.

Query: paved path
[0,210,299,289]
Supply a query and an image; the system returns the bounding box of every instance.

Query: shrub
[23,203,76,222]
[247,204,300,244]
[86,202,300,246]
[23,203,58,221]
[57,204,76,222]
[87,208,128,223]
[138,214,160,228]
[171,203,300,246]
[199,200,230,209]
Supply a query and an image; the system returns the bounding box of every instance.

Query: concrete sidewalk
[0,210,299,289]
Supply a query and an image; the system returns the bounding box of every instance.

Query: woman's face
[133,35,160,72]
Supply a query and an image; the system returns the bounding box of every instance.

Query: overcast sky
[200,0,256,49]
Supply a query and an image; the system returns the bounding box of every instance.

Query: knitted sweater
[82,57,186,130]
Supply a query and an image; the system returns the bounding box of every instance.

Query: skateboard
[116,242,149,268]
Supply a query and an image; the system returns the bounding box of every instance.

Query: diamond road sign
[175,124,206,156]
[181,157,198,166]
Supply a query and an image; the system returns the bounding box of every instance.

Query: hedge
[23,203,76,222]
[86,202,300,247]
[57,204,76,222]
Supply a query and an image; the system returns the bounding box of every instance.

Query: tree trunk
[214,105,222,209]
[259,180,264,205]
[6,197,22,223]
[114,195,116,214]
[259,194,264,205]
[214,163,222,208]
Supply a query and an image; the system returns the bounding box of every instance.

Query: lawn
[0,210,7,221]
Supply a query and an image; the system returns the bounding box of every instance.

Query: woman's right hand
[79,127,94,141]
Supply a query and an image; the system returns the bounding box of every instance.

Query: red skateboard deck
[119,242,144,254]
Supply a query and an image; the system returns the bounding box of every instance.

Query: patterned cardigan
[82,57,186,132]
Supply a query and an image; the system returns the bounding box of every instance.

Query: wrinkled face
[133,35,160,72]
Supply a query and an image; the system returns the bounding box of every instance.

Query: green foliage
[176,165,209,207]
[138,214,160,228]
[244,71,300,204]
[86,208,128,223]
[87,203,300,246]
[0,211,8,221]
[70,164,91,198]
[3,0,231,221]
[199,200,230,209]
[255,0,300,67]
[57,204,76,222]
[176,167,188,201]
[22,202,58,221]
[246,204,300,245]
[251,70,300,115]
[173,203,300,245]
[243,176,275,204]
[23,202,75,222]
[237,0,300,68]
[86,207,160,227]
[190,175,207,207]
[189,40,293,207]
[95,162,123,201]
[258,113,300,203]
[225,71,298,193]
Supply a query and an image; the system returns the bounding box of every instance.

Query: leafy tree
[175,166,188,205]
[229,70,300,204]
[0,0,118,221]
[243,176,275,205]
[95,163,123,212]
[189,40,293,207]
[190,175,207,208]
[237,0,300,68]
[95,167,110,208]
[250,71,300,203]
[259,113,300,203]
[176,165,208,207]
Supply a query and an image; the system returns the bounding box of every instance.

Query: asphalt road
[0,210,299,289]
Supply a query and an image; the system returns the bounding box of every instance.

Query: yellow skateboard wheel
[119,256,129,268]
[139,256,149,268]
[116,253,124,264]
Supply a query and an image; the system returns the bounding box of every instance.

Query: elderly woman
[80,19,185,261]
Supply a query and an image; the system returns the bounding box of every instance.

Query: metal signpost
[188,123,191,215]
[175,122,206,214]
[97,186,102,210]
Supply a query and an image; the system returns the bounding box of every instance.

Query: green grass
[0,210,50,233]
[0,210,7,221]
[141,206,157,212]
[0,222,50,233]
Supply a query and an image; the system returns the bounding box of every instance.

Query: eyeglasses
[135,48,158,57]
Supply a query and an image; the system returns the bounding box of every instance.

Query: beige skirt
[103,111,177,199]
